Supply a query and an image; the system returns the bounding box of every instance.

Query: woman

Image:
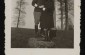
[40,0,55,41]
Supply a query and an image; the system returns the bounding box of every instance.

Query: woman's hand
[43,8,46,11]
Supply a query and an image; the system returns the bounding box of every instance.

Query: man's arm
[32,0,37,7]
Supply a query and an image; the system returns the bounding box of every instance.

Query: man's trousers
[34,11,41,25]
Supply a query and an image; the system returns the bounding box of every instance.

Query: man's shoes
[35,32,39,38]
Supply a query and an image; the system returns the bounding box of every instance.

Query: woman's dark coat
[40,0,55,29]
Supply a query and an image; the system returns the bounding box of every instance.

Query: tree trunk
[60,0,63,30]
[65,0,68,30]
[17,0,22,28]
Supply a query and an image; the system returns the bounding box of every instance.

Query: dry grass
[11,27,74,48]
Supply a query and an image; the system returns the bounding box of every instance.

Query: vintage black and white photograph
[10,0,74,48]
[5,0,80,54]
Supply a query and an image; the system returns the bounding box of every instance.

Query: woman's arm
[44,0,54,10]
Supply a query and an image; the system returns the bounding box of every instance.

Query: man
[32,0,46,37]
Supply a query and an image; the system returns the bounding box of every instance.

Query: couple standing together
[32,0,55,40]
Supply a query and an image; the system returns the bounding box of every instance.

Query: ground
[11,27,74,48]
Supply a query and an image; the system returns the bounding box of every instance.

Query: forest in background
[12,0,74,30]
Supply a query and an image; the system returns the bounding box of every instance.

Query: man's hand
[34,4,38,7]
[39,5,44,8]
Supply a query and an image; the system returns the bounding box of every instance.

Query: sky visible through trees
[12,0,74,30]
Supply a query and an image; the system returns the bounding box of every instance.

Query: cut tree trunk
[60,0,63,30]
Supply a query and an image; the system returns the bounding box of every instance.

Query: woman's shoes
[34,28,53,41]
[41,29,52,41]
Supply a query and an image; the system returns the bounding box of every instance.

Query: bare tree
[57,0,64,30]
[14,0,27,28]
[68,0,74,30]
[57,0,74,30]
[65,0,68,30]
[60,0,64,30]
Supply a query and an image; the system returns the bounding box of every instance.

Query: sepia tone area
[11,0,74,48]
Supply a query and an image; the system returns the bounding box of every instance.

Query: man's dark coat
[32,0,45,12]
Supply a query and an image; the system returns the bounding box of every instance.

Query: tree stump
[28,38,55,48]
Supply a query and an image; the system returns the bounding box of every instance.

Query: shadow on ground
[11,27,74,48]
